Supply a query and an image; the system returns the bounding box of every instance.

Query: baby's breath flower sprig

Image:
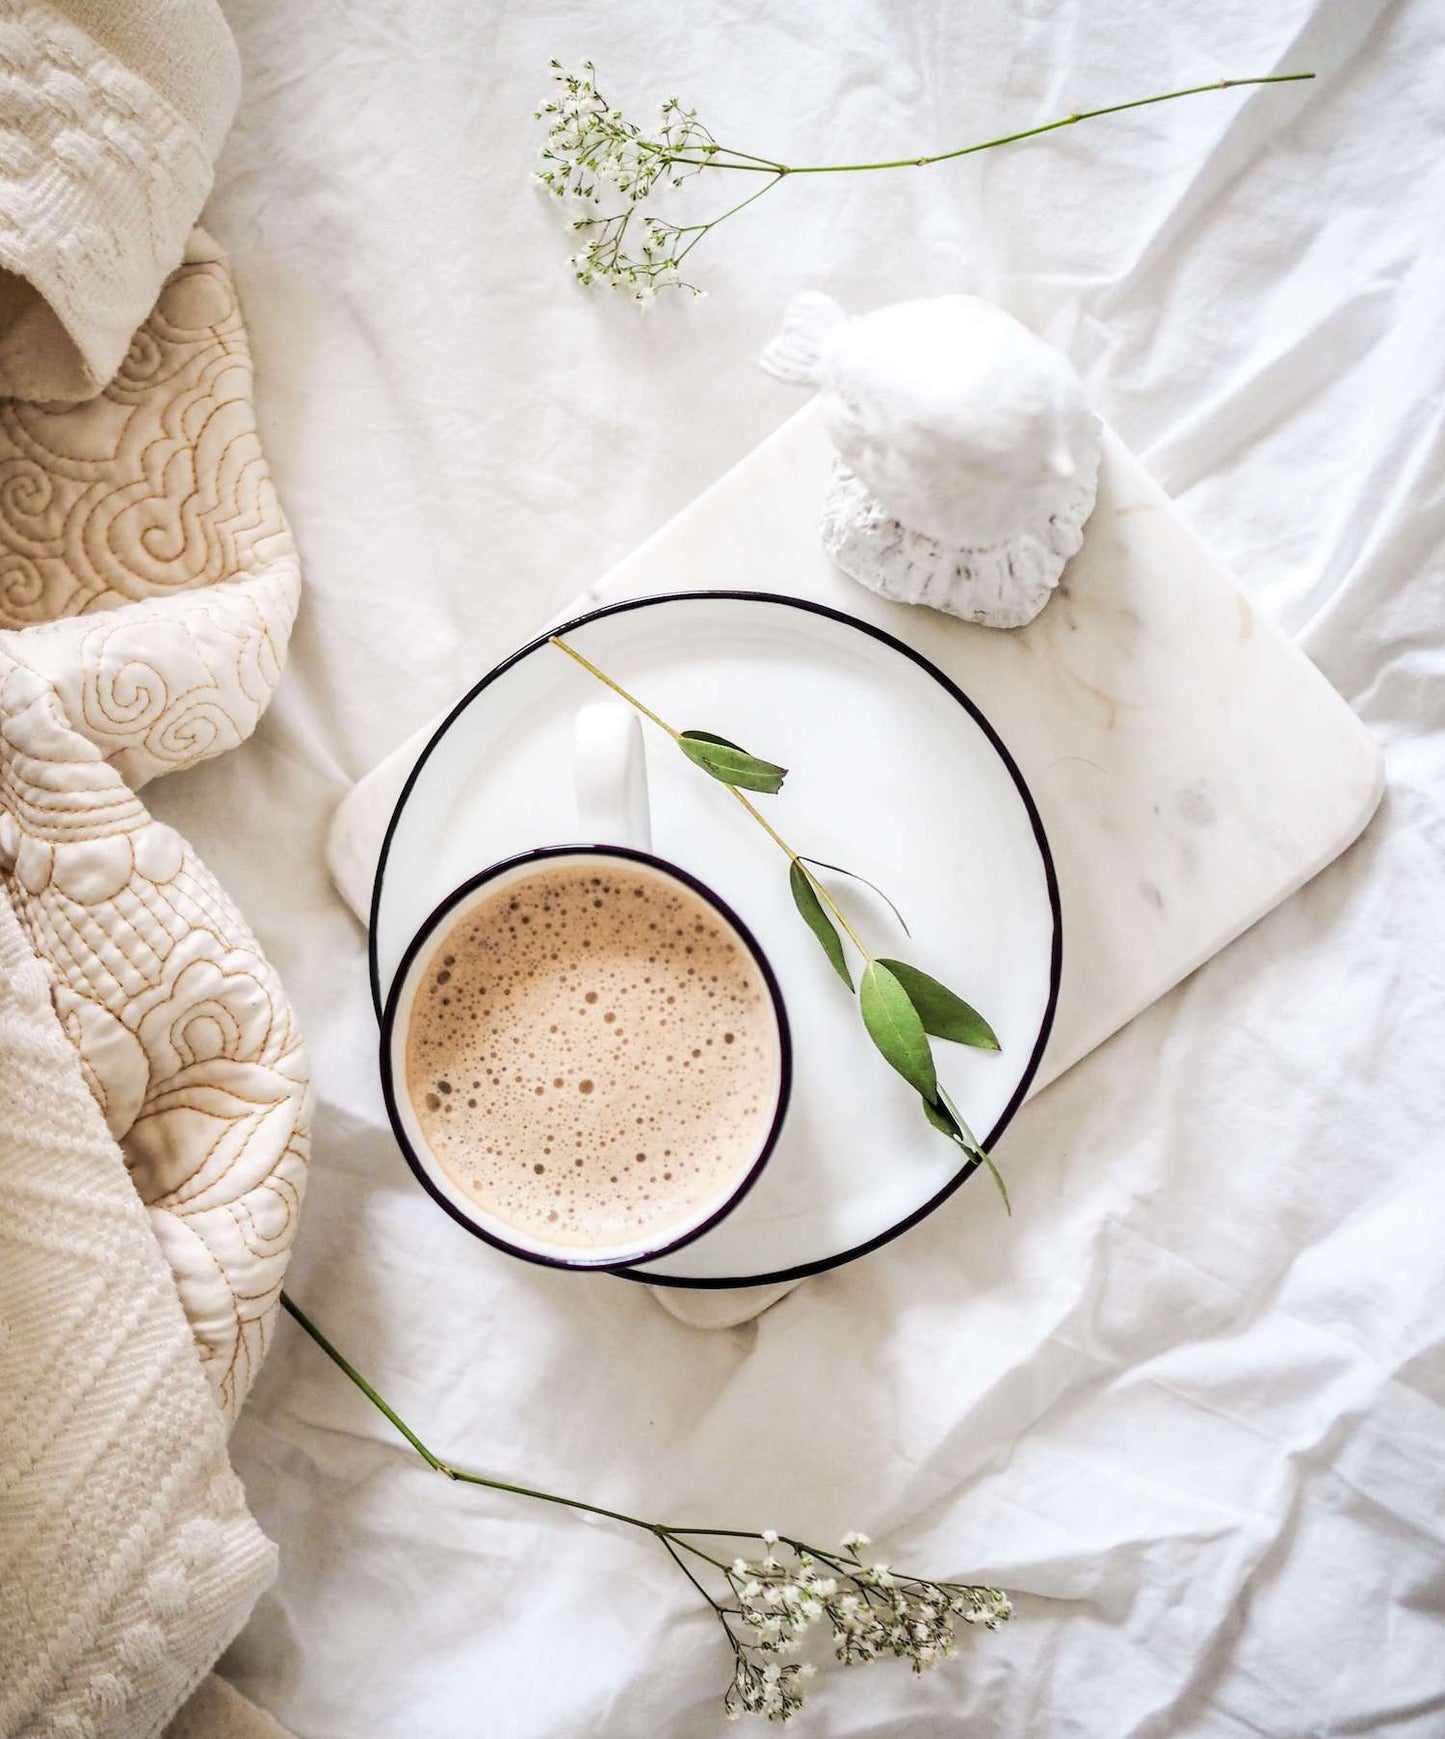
[535,59,766,300]
[535,62,1316,297]
[711,1530,1011,1720]
[280,1293,1010,1724]
[549,632,1011,1208]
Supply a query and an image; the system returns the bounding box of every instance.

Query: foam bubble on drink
[405,861,779,1251]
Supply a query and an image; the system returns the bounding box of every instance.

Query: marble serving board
[328,400,1382,1315]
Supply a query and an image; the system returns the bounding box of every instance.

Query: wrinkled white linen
[167,0,1445,1732]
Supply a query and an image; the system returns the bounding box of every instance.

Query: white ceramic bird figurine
[761,292,1101,629]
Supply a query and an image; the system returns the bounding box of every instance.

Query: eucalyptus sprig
[550,634,1009,1209]
[280,1292,1012,1724]
[534,61,1316,298]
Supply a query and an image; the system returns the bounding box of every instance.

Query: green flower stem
[281,1292,816,1551]
[634,136,784,173]
[670,178,781,264]
[280,1291,666,1534]
[662,1536,730,1612]
[547,65,1313,296]
[549,634,869,958]
[279,1290,450,1474]
[278,1290,905,1593]
[649,73,1314,177]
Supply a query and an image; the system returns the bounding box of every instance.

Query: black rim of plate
[368,590,1063,1290]
[378,843,793,1272]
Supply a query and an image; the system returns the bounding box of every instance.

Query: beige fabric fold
[165,1675,296,1739]
[0,0,238,401]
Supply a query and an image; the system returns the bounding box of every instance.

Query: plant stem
[634,135,785,173]
[280,1290,452,1474]
[280,1291,665,1534]
[653,73,1314,177]
[671,178,782,263]
[725,785,871,959]
[280,1292,840,1550]
[701,143,787,171]
[667,1536,734,1573]
[662,1535,729,1611]
[549,634,870,959]
[937,1084,1011,1214]
[549,634,680,739]
[660,1527,778,1544]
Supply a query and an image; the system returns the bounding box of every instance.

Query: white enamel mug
[378,705,792,1270]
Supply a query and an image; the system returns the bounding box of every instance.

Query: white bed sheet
[155,0,1445,1732]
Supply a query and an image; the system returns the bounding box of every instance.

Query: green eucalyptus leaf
[975,1148,1012,1215]
[678,730,787,794]
[789,861,852,988]
[679,730,744,748]
[876,959,999,1051]
[799,857,911,936]
[922,1095,956,1138]
[935,1082,980,1149]
[934,1085,1011,1215]
[859,961,937,1100]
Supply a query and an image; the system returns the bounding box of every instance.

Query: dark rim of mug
[378,843,794,1273]
[370,589,1062,1290]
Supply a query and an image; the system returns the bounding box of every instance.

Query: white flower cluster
[533,61,710,300]
[719,1530,1012,1723]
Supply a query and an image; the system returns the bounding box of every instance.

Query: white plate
[371,592,1060,1286]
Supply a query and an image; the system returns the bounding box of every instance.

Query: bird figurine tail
[759,291,845,386]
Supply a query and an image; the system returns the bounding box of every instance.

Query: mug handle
[574,703,652,851]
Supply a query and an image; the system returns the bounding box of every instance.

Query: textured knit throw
[0,885,278,1736]
[0,0,238,401]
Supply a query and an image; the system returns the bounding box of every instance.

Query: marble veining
[532,404,1383,1093]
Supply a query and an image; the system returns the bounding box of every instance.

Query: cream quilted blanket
[0,218,307,1739]
[0,229,308,1422]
